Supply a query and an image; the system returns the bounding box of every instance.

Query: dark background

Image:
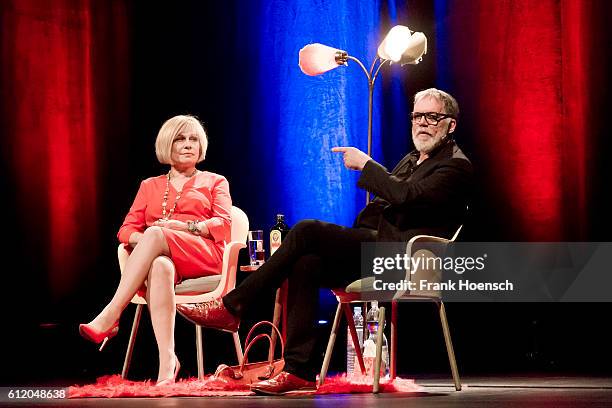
[1,0,611,386]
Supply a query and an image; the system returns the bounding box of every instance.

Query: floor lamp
[298,25,427,204]
[298,26,428,378]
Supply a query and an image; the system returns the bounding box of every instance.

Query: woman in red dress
[79,115,232,385]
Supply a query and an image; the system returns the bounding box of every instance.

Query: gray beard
[414,136,444,154]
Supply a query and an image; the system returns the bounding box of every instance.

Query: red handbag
[212,321,285,384]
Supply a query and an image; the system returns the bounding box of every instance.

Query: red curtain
[1,0,129,299]
[0,0,608,304]
[447,0,606,240]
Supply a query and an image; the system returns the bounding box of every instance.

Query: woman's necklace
[161,168,197,220]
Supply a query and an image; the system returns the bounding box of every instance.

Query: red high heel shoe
[156,356,180,387]
[79,321,119,351]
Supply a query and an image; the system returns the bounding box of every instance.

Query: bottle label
[270,229,282,255]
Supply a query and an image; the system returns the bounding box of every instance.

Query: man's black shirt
[354,139,472,241]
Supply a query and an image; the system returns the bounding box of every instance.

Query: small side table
[240,264,288,362]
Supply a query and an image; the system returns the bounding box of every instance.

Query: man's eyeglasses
[411,112,454,126]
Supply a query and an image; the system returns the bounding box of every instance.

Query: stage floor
[3,375,611,407]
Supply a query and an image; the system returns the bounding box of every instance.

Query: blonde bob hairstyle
[155,115,208,165]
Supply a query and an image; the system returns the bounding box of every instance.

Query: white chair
[319,226,463,393]
[119,206,249,380]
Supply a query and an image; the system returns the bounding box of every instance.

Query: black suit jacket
[354,140,472,242]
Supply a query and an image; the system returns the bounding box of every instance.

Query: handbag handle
[239,320,284,371]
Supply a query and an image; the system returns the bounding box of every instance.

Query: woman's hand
[128,231,143,248]
[152,219,211,238]
[197,222,210,238]
[153,219,188,231]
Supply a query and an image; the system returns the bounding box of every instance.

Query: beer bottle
[269,214,290,256]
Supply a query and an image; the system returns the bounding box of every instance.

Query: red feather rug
[68,374,422,398]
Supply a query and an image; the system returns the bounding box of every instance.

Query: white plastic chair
[319,226,463,393]
[119,206,249,380]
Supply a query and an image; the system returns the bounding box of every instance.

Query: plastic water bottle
[346,306,363,376]
[365,301,389,377]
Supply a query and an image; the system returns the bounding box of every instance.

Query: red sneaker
[250,371,316,395]
[176,299,239,332]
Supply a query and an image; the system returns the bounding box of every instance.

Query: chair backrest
[449,224,463,242]
[193,205,247,301]
[397,224,464,299]
[230,206,249,244]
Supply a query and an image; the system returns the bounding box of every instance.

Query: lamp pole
[338,54,390,204]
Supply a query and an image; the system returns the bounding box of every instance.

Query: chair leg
[438,301,461,391]
[232,331,244,364]
[342,303,365,375]
[319,302,343,386]
[373,306,386,394]
[391,300,397,380]
[269,287,283,363]
[195,324,204,380]
[122,304,143,379]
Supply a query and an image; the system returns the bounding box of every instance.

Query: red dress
[117,171,232,283]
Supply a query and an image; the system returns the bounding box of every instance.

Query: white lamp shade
[377,25,412,62]
[400,32,427,65]
[298,43,344,76]
[377,25,427,64]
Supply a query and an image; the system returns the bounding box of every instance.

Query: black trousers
[223,219,377,380]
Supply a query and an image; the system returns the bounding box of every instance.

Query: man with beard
[177,88,472,395]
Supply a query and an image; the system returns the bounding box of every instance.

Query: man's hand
[331,146,371,171]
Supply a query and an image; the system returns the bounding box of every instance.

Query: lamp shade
[299,43,346,76]
[377,25,427,64]
[399,32,427,65]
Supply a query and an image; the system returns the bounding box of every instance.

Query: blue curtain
[237,0,385,228]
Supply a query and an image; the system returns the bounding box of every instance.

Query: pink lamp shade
[298,43,346,76]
